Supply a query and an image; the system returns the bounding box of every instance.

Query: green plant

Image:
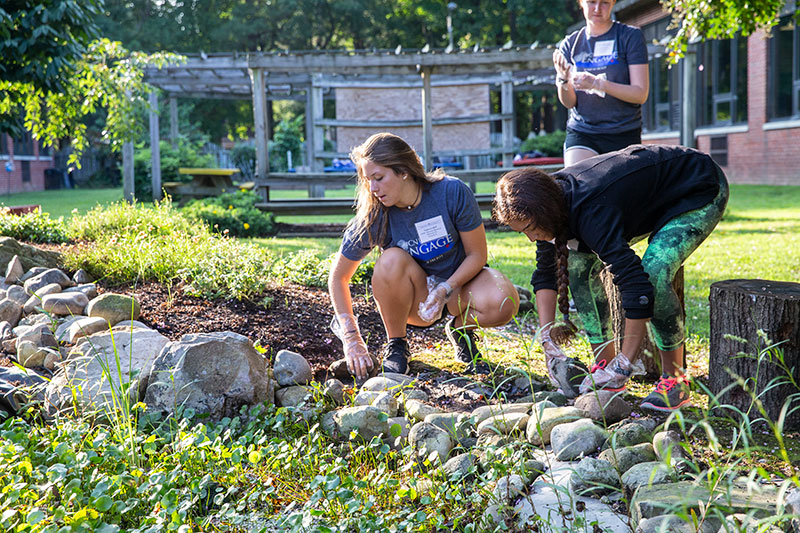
[0,208,68,243]
[231,143,256,182]
[519,130,567,157]
[269,115,304,171]
[181,190,276,238]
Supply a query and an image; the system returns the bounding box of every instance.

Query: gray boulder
[275,385,314,407]
[598,443,658,475]
[354,390,398,417]
[550,418,608,461]
[424,412,473,444]
[787,487,800,533]
[526,405,583,446]
[653,430,691,464]
[86,293,141,325]
[64,283,98,300]
[24,268,72,295]
[636,514,717,533]
[323,378,345,405]
[5,285,29,306]
[575,390,632,424]
[42,292,89,317]
[603,421,653,450]
[332,405,390,440]
[0,364,47,416]
[440,453,476,480]
[0,299,22,327]
[67,317,109,343]
[408,422,453,464]
[273,349,313,387]
[570,456,621,497]
[622,461,673,494]
[54,316,86,342]
[0,237,60,273]
[46,327,169,413]
[361,376,404,392]
[143,331,268,421]
[471,402,532,425]
[17,342,57,368]
[477,412,529,436]
[492,474,526,503]
[0,321,11,341]
[23,282,63,314]
[534,390,568,406]
[19,267,48,283]
[404,398,443,422]
[72,269,92,284]
[4,255,24,284]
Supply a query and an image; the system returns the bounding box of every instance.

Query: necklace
[406,184,421,210]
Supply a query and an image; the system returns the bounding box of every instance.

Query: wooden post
[309,73,326,198]
[169,97,179,149]
[149,91,162,201]
[501,71,514,168]
[709,279,800,430]
[249,67,270,200]
[305,87,315,172]
[421,66,433,171]
[680,47,697,149]
[600,267,685,378]
[122,141,134,203]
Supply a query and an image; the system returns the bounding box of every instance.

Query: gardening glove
[418,277,453,323]
[572,71,607,97]
[539,327,568,361]
[330,313,373,380]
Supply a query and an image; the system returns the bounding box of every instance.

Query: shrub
[132,138,214,201]
[519,130,567,157]
[68,198,201,242]
[231,143,256,182]
[0,208,68,243]
[181,190,276,238]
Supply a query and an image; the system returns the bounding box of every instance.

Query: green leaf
[26,509,45,525]
[248,450,261,464]
[94,495,113,512]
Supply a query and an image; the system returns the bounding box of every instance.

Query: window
[698,37,748,126]
[769,13,800,119]
[12,132,34,156]
[21,161,31,183]
[0,134,7,155]
[642,18,681,132]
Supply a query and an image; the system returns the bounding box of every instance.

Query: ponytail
[550,239,578,343]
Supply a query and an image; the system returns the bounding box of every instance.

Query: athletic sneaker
[640,374,692,412]
[547,356,589,398]
[578,354,645,395]
[382,337,410,374]
[445,318,489,374]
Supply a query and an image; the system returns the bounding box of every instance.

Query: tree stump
[709,279,800,430]
[599,267,684,378]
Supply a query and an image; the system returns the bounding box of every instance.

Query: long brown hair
[493,167,578,343]
[347,133,443,248]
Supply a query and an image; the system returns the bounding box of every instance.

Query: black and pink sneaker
[640,374,692,412]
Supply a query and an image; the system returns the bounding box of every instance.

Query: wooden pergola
[133,44,559,202]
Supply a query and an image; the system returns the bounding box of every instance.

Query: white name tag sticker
[415,216,448,243]
[594,40,615,57]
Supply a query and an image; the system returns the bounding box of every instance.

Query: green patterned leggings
[570,167,729,351]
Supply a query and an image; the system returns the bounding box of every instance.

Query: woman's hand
[552,50,572,79]
[418,281,453,323]
[333,313,374,380]
[572,71,601,92]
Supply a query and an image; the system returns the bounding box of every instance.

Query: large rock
[598,443,658,475]
[787,487,800,533]
[67,317,109,343]
[5,285,29,306]
[23,283,63,315]
[575,390,632,424]
[64,283,98,300]
[0,237,61,273]
[440,453,476,480]
[550,418,608,461]
[621,461,673,494]
[273,349,313,387]
[144,331,268,421]
[636,514,718,533]
[354,390,398,417]
[0,364,47,416]
[477,412,529,436]
[471,402,532,425]
[405,399,443,422]
[332,405,390,440]
[46,327,170,413]
[630,481,778,526]
[23,268,72,295]
[603,421,653,450]
[323,378,345,405]
[408,422,453,464]
[42,292,89,317]
[652,430,691,465]
[361,376,404,392]
[86,293,141,325]
[526,406,583,446]
[72,269,92,284]
[492,474,526,503]
[4,255,24,284]
[275,385,314,407]
[424,412,473,444]
[570,457,621,497]
[0,299,22,327]
[0,321,11,341]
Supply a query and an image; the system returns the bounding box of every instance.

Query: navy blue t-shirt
[340,176,483,280]
[559,21,648,134]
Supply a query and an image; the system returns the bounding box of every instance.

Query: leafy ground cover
[0,184,798,531]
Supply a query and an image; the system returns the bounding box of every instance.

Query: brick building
[616,0,800,184]
[0,132,52,194]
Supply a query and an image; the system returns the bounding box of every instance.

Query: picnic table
[163,168,254,203]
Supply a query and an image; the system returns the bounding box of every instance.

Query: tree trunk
[600,267,684,378]
[709,279,800,430]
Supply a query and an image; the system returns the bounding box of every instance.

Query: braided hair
[493,167,578,343]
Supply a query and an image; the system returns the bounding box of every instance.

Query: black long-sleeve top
[531,144,721,319]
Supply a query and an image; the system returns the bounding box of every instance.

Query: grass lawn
[0,187,123,218]
[256,183,800,342]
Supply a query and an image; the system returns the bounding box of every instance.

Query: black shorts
[564,127,642,155]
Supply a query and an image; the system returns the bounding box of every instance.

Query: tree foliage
[662,0,791,61]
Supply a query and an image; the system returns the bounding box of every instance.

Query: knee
[373,247,414,286]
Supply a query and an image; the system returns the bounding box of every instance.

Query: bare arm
[535,288,558,331]
[553,49,577,109]
[328,251,361,315]
[574,63,650,105]
[446,224,489,292]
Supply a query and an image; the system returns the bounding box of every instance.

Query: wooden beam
[421,67,433,170]
[122,141,134,202]
[169,97,179,148]
[149,91,162,201]
[249,68,270,197]
[680,48,697,148]
[305,87,314,174]
[501,71,515,168]
[316,113,511,128]
[310,73,326,197]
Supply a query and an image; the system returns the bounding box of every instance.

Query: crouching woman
[328,133,519,379]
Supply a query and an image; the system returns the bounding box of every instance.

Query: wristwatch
[556,76,569,85]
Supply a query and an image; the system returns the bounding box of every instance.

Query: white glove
[572,71,607,97]
[330,313,373,379]
[418,278,453,323]
[539,328,567,361]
